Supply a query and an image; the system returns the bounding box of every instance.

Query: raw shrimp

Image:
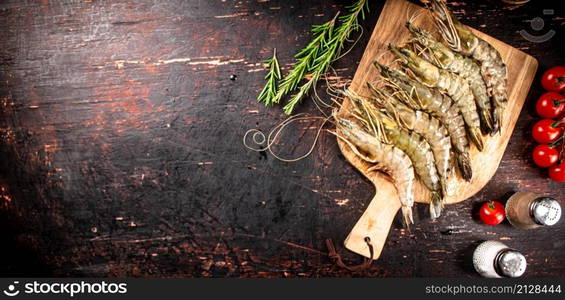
[368,83,453,197]
[348,93,444,218]
[429,0,507,135]
[373,62,473,181]
[406,22,494,135]
[333,112,416,226]
[389,44,484,152]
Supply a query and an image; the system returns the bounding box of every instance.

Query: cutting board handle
[343,179,402,259]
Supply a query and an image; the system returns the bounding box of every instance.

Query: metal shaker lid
[531,197,562,226]
[497,250,527,278]
[473,241,508,278]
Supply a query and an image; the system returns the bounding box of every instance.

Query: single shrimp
[373,62,473,181]
[333,112,416,226]
[429,0,507,135]
[406,22,494,135]
[368,83,454,197]
[348,93,444,218]
[389,44,484,152]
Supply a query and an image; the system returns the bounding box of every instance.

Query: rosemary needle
[284,0,368,115]
[257,48,281,106]
[273,16,338,106]
[257,0,369,114]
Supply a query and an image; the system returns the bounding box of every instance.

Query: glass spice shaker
[473,241,527,278]
[505,192,562,229]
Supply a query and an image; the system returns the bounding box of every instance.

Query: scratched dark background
[0,0,563,277]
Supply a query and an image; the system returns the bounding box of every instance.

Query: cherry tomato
[536,92,565,119]
[532,144,559,167]
[479,201,505,225]
[549,161,565,182]
[532,119,563,144]
[541,66,565,92]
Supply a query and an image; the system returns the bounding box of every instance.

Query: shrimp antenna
[365,100,390,144]
[382,78,398,91]
[243,113,330,163]
[374,50,392,66]
[367,83,393,114]
[406,7,425,25]
[391,85,415,110]
[366,82,385,108]
[428,0,461,52]
[375,88,404,128]
[412,42,440,68]
[409,85,425,108]
[367,83,402,127]
[330,122,378,170]
[343,89,377,137]
[359,97,381,139]
[346,88,389,144]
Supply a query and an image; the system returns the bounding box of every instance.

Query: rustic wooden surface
[0,0,563,277]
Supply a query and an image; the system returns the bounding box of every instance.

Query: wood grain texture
[0,0,563,277]
[339,0,538,259]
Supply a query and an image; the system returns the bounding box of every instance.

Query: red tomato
[536,92,565,118]
[549,161,565,182]
[541,66,565,92]
[532,144,559,167]
[532,119,563,144]
[479,201,505,225]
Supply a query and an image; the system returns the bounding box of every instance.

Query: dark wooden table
[0,0,563,277]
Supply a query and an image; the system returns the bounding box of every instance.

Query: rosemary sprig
[271,17,338,105]
[283,0,368,115]
[257,49,281,106]
[257,0,368,113]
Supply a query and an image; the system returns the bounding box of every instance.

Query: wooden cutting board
[338,0,538,259]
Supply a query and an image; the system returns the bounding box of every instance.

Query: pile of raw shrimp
[334,0,508,226]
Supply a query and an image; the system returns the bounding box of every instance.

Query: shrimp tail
[479,108,495,135]
[442,178,455,197]
[456,152,473,181]
[401,206,415,228]
[429,191,443,219]
[467,127,484,151]
[491,105,503,135]
[440,178,449,197]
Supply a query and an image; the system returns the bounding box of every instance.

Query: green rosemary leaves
[257,0,368,114]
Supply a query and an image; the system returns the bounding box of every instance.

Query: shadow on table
[0,210,54,277]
